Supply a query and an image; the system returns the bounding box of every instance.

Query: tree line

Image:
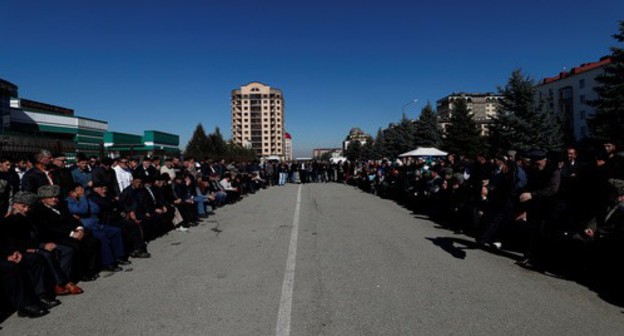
[345,21,624,161]
[184,124,258,162]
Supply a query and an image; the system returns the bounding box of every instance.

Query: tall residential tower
[231,82,285,158]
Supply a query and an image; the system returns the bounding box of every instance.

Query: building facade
[535,56,611,142]
[436,92,503,136]
[231,82,285,158]
[312,148,343,159]
[10,98,108,158]
[104,130,180,158]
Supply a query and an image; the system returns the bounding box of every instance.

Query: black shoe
[117,259,132,266]
[130,250,151,258]
[101,265,123,272]
[39,297,61,309]
[80,275,97,282]
[18,304,49,318]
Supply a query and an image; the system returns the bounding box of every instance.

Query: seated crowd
[0,150,268,318]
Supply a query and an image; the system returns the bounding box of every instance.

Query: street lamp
[402,99,418,118]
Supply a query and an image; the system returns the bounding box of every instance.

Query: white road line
[275,184,302,336]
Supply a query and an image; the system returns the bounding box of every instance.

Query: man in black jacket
[31,185,101,282]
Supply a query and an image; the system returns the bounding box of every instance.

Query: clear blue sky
[1,1,622,157]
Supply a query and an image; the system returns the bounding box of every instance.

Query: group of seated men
[1,149,267,318]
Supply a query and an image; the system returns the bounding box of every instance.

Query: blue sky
[1,1,622,157]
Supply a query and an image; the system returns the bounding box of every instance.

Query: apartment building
[436,92,503,136]
[231,82,285,158]
[535,56,611,141]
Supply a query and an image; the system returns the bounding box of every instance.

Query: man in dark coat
[31,185,101,282]
[21,150,54,193]
[516,149,563,272]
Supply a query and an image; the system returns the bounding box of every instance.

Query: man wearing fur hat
[31,185,101,282]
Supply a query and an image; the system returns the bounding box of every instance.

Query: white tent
[399,147,448,157]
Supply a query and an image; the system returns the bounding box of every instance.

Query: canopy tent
[399,147,448,157]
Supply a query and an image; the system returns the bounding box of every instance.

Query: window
[580,110,586,120]
[244,106,248,110]
[579,79,585,89]
[580,95,586,104]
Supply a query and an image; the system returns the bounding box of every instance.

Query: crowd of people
[342,141,624,296]
[3,141,623,320]
[0,150,269,319]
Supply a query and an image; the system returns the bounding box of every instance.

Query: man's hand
[519,192,532,202]
[73,230,85,241]
[7,251,22,263]
[43,242,57,251]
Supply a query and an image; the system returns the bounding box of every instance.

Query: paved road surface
[2,183,624,335]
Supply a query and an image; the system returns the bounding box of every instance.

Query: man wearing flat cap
[31,185,101,282]
[3,191,84,297]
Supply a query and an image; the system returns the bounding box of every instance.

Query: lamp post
[402,99,418,118]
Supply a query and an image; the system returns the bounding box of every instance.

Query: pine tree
[488,69,563,152]
[588,21,624,145]
[443,98,485,157]
[373,128,388,159]
[207,127,227,157]
[414,102,443,147]
[184,123,209,158]
[345,140,362,161]
[360,140,375,160]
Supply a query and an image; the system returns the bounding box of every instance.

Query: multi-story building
[231,82,285,158]
[312,148,343,159]
[284,132,292,161]
[343,127,371,151]
[535,56,611,142]
[436,92,503,136]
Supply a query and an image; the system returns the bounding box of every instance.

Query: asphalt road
[2,183,624,335]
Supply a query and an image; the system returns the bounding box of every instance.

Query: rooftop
[539,56,612,85]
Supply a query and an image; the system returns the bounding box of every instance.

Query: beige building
[437,92,503,136]
[231,82,285,157]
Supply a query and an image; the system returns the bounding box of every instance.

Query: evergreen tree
[588,21,624,145]
[360,139,375,160]
[345,140,362,161]
[372,128,388,159]
[443,98,485,157]
[382,114,417,159]
[414,102,443,147]
[184,123,209,158]
[207,127,227,157]
[488,69,563,152]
